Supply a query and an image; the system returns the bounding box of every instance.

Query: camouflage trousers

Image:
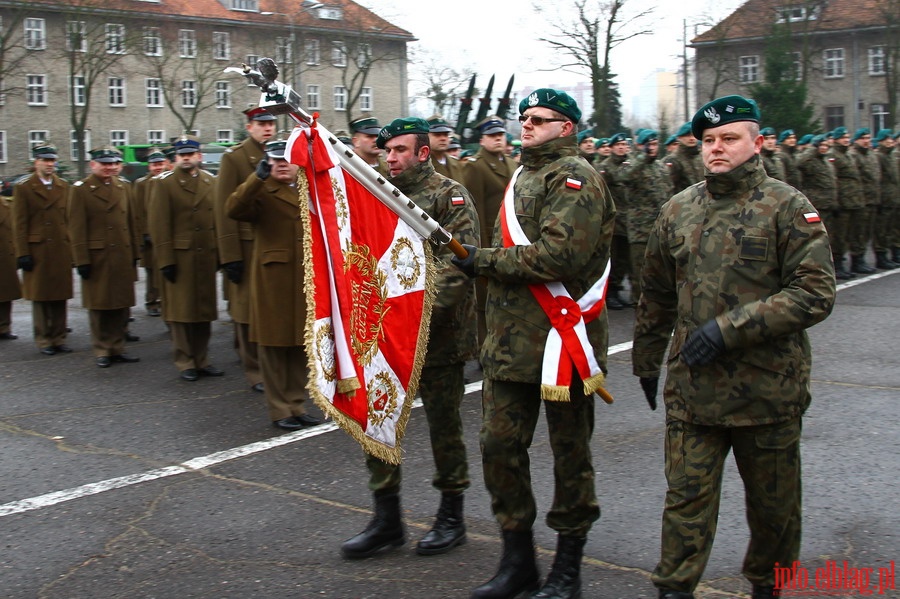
[629,241,647,304]
[819,209,846,259]
[652,418,802,593]
[873,205,895,253]
[480,378,600,537]
[847,206,873,257]
[609,233,631,293]
[366,362,470,496]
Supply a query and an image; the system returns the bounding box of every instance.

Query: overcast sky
[362,0,747,114]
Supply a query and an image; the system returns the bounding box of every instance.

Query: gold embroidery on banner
[390,237,420,290]
[345,242,388,366]
[314,323,337,382]
[332,177,349,230]
[368,371,398,426]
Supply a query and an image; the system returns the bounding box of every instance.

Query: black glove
[161,264,177,283]
[256,158,271,180]
[143,234,152,248]
[222,261,244,284]
[76,264,92,279]
[681,319,726,367]
[450,244,478,278]
[18,255,35,272]
[640,377,659,411]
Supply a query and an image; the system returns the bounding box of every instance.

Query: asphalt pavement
[1,268,898,599]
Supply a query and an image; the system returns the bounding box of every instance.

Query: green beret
[608,133,628,145]
[852,127,871,142]
[675,122,693,138]
[778,129,795,143]
[577,130,594,144]
[637,129,658,145]
[832,127,848,139]
[759,127,776,137]
[691,95,761,139]
[596,137,610,147]
[797,134,814,145]
[377,117,430,149]
[873,129,893,142]
[519,88,581,124]
[664,134,678,146]
[810,134,826,147]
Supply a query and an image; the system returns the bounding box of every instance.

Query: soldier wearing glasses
[452,89,615,599]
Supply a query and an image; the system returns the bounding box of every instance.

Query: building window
[306,84,320,109]
[24,18,46,50]
[824,48,844,78]
[70,130,91,161]
[179,29,196,58]
[231,0,258,10]
[71,75,86,106]
[871,104,889,132]
[66,21,87,52]
[106,24,126,54]
[182,80,197,107]
[146,78,162,107]
[108,77,126,106]
[216,129,233,143]
[791,52,802,81]
[26,74,47,105]
[0,131,7,163]
[331,42,347,67]
[775,5,819,23]
[333,86,347,111]
[110,130,129,146]
[739,56,759,84]
[359,87,372,111]
[824,106,844,131]
[305,39,320,65]
[144,27,162,56]
[319,6,341,20]
[147,130,165,145]
[869,46,886,76]
[29,130,49,150]
[213,32,230,60]
[215,81,231,108]
[356,44,371,69]
[275,37,292,64]
[246,54,259,85]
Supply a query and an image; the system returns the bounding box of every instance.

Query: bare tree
[0,8,31,100]
[877,0,900,129]
[414,53,475,117]
[534,0,654,135]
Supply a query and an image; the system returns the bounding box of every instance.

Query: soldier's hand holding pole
[450,243,478,277]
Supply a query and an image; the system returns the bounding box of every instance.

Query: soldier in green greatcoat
[633,95,836,599]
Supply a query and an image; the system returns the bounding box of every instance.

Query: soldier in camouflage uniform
[759,127,786,181]
[668,122,704,195]
[452,89,615,599]
[873,129,899,268]
[776,129,801,188]
[633,96,836,599]
[831,127,876,274]
[797,135,853,279]
[624,130,672,305]
[849,128,882,271]
[341,118,479,560]
[597,132,632,309]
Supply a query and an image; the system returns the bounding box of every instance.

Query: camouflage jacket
[830,145,865,210]
[876,146,899,208]
[761,148,786,182]
[778,145,802,189]
[797,148,838,211]
[391,159,479,366]
[666,143,704,194]
[624,152,672,244]
[596,152,630,235]
[849,146,881,206]
[632,155,836,427]
[472,135,615,383]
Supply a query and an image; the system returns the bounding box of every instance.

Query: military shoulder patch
[803,211,821,223]
[450,196,465,206]
[565,177,583,190]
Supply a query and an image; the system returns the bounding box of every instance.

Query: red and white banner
[286,125,433,465]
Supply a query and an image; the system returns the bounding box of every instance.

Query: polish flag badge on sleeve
[803,211,821,223]
[565,177,583,190]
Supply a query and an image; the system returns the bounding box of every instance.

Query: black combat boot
[834,257,855,280]
[752,585,776,599]
[531,535,586,599]
[340,492,405,559]
[851,255,877,274]
[657,590,695,599]
[416,492,466,555]
[470,530,540,599]
[606,290,626,310]
[875,251,898,269]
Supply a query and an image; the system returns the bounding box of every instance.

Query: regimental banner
[286,124,434,465]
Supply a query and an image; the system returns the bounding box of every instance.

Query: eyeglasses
[518,115,567,126]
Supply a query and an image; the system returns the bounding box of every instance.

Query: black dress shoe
[127,316,135,322]
[251,382,264,393]
[273,417,305,430]
[111,353,140,363]
[96,356,111,368]
[40,347,57,356]
[125,332,140,342]
[198,365,224,377]
[180,368,199,381]
[54,344,73,353]
[296,413,324,426]
[0,332,18,340]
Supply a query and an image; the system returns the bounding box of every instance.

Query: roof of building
[19,0,416,40]
[692,0,890,45]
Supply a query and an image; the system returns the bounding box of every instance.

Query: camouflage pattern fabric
[778,145,802,188]
[875,145,899,253]
[632,154,836,427]
[850,145,881,207]
[797,148,843,258]
[651,418,802,592]
[624,151,672,302]
[760,148,786,182]
[666,143,704,194]
[830,144,865,209]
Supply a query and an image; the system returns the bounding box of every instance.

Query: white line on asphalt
[1,270,894,518]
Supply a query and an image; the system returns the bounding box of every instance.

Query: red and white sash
[499,167,610,401]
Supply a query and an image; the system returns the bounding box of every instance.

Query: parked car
[1,173,30,196]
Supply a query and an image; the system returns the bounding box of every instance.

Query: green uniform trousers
[480,378,600,537]
[366,362,470,496]
[652,418,802,593]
